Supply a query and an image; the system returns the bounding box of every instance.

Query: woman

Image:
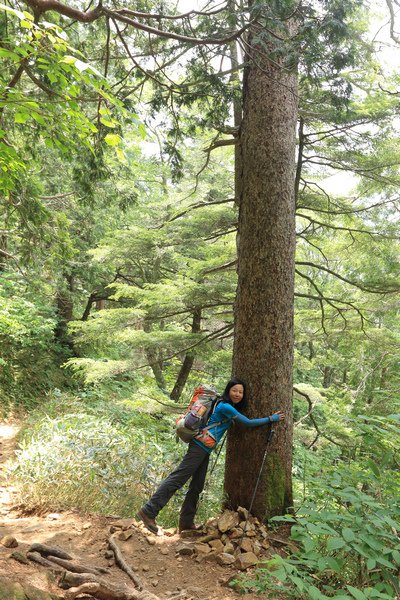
[137,378,284,534]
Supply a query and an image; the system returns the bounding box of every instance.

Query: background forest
[0,0,399,598]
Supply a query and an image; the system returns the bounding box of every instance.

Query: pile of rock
[176,507,270,570]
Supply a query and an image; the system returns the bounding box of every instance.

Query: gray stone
[176,544,194,556]
[238,537,253,553]
[1,535,18,548]
[146,535,156,545]
[223,541,235,555]
[217,510,239,533]
[209,539,224,553]
[234,551,259,570]
[216,552,236,566]
[111,518,135,529]
[237,506,249,520]
[119,530,133,541]
[193,542,211,554]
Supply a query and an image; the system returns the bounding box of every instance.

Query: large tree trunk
[223,17,298,520]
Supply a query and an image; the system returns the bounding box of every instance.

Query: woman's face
[229,384,244,404]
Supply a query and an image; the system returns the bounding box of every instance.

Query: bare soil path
[0,422,267,600]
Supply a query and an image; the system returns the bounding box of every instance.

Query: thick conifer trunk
[224,22,298,519]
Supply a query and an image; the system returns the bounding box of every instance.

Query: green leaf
[289,575,304,592]
[14,112,30,124]
[308,523,332,535]
[303,536,316,553]
[375,556,395,569]
[342,528,356,542]
[366,459,381,477]
[392,549,400,565]
[346,586,367,600]
[31,112,46,125]
[367,558,376,570]
[352,544,372,559]
[327,537,346,551]
[100,118,116,128]
[326,557,342,572]
[0,47,21,61]
[104,133,121,147]
[308,585,327,599]
[61,55,76,65]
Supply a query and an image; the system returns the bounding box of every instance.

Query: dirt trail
[0,422,265,599]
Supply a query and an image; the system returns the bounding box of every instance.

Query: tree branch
[296,261,399,294]
[293,387,344,447]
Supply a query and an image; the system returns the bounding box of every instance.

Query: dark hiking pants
[141,441,210,528]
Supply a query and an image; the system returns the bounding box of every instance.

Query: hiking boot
[178,523,203,534]
[136,508,159,534]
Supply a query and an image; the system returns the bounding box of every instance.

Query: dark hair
[221,377,247,413]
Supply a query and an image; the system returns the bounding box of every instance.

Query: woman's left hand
[270,411,285,422]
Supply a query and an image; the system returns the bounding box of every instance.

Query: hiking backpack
[175,384,220,443]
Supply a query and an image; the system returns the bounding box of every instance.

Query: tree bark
[224,15,298,519]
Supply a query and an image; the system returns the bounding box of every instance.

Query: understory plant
[235,415,400,599]
[8,390,225,524]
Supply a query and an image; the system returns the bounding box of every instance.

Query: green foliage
[0,274,62,411]
[9,389,225,524]
[0,5,122,195]
[235,415,400,599]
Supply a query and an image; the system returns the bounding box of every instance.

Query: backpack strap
[203,418,228,431]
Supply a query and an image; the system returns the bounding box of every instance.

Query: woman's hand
[270,411,285,422]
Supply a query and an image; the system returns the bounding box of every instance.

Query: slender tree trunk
[54,274,74,344]
[0,235,8,271]
[146,347,166,390]
[323,365,333,388]
[224,16,298,519]
[170,308,202,401]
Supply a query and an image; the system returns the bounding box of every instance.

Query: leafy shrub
[236,415,400,599]
[0,277,61,412]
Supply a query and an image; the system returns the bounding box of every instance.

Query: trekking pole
[196,432,227,517]
[208,431,227,478]
[238,425,275,550]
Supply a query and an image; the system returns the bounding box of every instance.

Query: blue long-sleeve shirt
[193,401,272,454]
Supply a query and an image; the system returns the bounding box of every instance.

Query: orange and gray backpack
[175,384,221,443]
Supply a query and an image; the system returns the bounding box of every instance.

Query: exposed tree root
[61,574,160,600]
[29,543,73,559]
[47,554,108,575]
[108,533,143,590]
[27,550,64,572]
